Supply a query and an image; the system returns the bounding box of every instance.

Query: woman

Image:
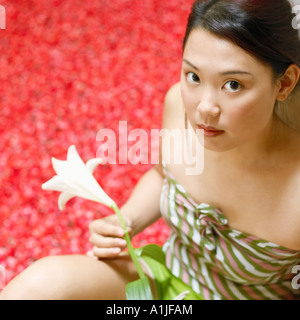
[1,0,300,300]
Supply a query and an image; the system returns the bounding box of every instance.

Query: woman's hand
[87,215,132,259]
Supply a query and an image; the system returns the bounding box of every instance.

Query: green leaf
[135,244,165,264]
[126,277,154,300]
[111,203,145,279]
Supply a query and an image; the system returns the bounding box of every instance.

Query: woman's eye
[224,80,242,92]
[186,72,200,84]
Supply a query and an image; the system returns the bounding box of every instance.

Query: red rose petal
[0,0,193,283]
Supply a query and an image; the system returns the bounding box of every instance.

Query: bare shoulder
[156,82,189,174]
[154,82,184,176]
[286,132,300,250]
[162,82,184,129]
[164,82,181,108]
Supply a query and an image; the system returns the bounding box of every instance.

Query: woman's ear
[276,64,300,101]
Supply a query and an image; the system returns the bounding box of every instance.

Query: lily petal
[51,152,93,192]
[42,145,116,209]
[51,158,70,177]
[42,175,71,193]
[42,175,90,200]
[58,192,75,210]
[67,145,86,167]
[52,146,88,181]
[86,158,103,174]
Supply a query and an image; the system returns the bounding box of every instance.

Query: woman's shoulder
[162,82,184,129]
[286,126,300,172]
[164,82,181,106]
[280,132,300,250]
[154,82,184,176]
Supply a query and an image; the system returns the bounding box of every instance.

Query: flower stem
[111,203,145,279]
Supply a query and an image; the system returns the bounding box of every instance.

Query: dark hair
[183,0,300,79]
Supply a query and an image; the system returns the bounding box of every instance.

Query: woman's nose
[196,97,221,119]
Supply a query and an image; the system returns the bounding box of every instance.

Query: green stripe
[160,170,299,300]
[205,265,228,299]
[216,235,254,281]
[223,237,275,279]
[219,275,246,300]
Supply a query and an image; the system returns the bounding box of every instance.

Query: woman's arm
[88,163,164,258]
[120,82,182,236]
[120,164,164,237]
[88,83,181,258]
[121,82,183,235]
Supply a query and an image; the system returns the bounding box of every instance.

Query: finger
[92,246,122,259]
[86,250,98,260]
[91,223,132,239]
[90,216,132,233]
[89,220,126,238]
[89,234,127,248]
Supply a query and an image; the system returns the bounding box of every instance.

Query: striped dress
[160,162,300,300]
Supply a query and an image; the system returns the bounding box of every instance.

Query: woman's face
[180,29,281,152]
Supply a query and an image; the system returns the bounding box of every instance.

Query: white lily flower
[42,145,115,210]
[42,145,154,300]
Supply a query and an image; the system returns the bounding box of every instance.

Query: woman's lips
[197,124,225,137]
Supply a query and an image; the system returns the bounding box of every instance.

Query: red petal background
[0,0,193,284]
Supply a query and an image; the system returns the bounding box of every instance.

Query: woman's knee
[0,254,142,300]
[0,255,80,300]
